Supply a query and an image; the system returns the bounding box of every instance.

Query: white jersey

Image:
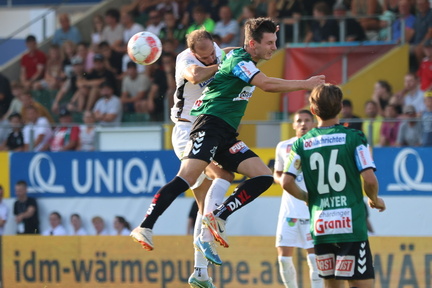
[170,42,224,123]
[275,137,310,219]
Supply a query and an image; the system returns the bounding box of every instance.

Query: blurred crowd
[0,181,132,236]
[0,0,432,151]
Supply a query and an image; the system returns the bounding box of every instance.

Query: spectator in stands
[13,180,39,234]
[93,81,122,126]
[363,100,383,146]
[333,3,367,41]
[20,90,54,124]
[111,216,131,236]
[417,38,432,91]
[92,216,109,235]
[156,0,180,20]
[116,11,144,72]
[159,11,187,53]
[214,6,240,48]
[53,56,85,114]
[267,0,303,44]
[34,44,64,91]
[340,99,363,131]
[61,40,77,79]
[422,91,432,146]
[91,14,105,49]
[146,53,176,121]
[101,8,124,47]
[186,5,216,34]
[181,0,212,27]
[68,54,117,112]
[3,81,24,121]
[70,213,87,235]
[49,108,79,152]
[237,5,257,46]
[78,110,96,151]
[52,13,82,46]
[394,72,425,115]
[396,104,422,146]
[391,0,415,43]
[121,0,159,26]
[304,1,339,43]
[22,104,52,151]
[0,73,12,118]
[121,61,152,113]
[0,112,24,152]
[411,0,432,71]
[350,0,383,37]
[20,35,47,89]
[228,0,252,20]
[42,212,68,236]
[379,103,401,146]
[146,9,166,37]
[0,185,8,235]
[76,42,94,74]
[372,79,393,117]
[98,41,123,77]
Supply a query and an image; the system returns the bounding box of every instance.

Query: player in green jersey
[282,84,386,288]
[131,17,324,261]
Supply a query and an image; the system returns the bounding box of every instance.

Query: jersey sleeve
[232,60,260,83]
[274,142,285,172]
[353,131,376,172]
[283,140,302,177]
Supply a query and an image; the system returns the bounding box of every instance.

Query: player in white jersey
[274,110,323,288]
[131,29,235,288]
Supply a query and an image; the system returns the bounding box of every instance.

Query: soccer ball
[127,31,162,65]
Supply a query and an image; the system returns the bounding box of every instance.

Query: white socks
[201,178,230,242]
[307,253,324,288]
[193,213,208,269]
[278,256,298,288]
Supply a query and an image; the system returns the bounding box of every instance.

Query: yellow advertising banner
[2,236,431,287]
[185,148,282,198]
[0,152,10,197]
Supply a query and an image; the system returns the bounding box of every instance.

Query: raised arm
[251,72,325,93]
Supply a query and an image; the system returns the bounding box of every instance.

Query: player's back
[295,124,372,243]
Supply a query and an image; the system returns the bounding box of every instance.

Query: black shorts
[314,240,375,280]
[184,114,258,173]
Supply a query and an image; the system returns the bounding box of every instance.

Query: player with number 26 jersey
[284,125,375,244]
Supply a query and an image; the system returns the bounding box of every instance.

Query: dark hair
[192,5,207,14]
[244,17,277,45]
[116,216,131,230]
[126,61,137,69]
[314,1,331,15]
[26,35,36,42]
[51,211,62,220]
[295,109,314,119]
[377,80,392,94]
[364,100,378,108]
[310,84,343,120]
[98,41,110,49]
[105,8,120,22]
[8,112,22,121]
[16,180,27,187]
[342,99,352,107]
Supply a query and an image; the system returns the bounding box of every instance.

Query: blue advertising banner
[10,151,180,197]
[374,147,432,195]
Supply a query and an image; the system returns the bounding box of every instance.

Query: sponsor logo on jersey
[233,86,255,101]
[229,141,249,154]
[192,99,203,109]
[316,254,335,276]
[314,208,352,235]
[239,61,255,77]
[303,134,346,150]
[335,255,355,277]
[198,76,215,88]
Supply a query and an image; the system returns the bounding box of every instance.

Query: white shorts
[275,217,313,249]
[171,121,207,189]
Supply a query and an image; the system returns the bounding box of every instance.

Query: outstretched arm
[251,72,325,93]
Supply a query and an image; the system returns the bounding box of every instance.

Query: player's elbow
[281,173,294,190]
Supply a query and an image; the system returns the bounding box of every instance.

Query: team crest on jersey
[294,159,301,170]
